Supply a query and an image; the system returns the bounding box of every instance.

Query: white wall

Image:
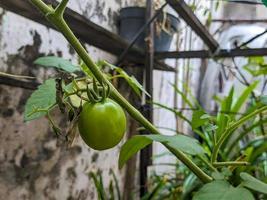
[151,0,213,172]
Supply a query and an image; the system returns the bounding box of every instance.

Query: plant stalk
[213,161,249,167]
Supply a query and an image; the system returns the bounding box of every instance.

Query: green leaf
[98,60,117,70]
[243,57,267,77]
[211,172,225,180]
[141,181,164,200]
[115,67,150,97]
[108,181,115,200]
[221,167,232,177]
[171,82,194,108]
[193,180,254,200]
[89,171,107,200]
[249,56,265,65]
[231,81,258,118]
[211,168,232,180]
[119,136,152,169]
[240,172,267,194]
[110,169,121,200]
[249,140,267,163]
[146,134,205,155]
[100,60,150,97]
[205,124,218,132]
[80,61,94,77]
[192,110,208,129]
[62,81,76,94]
[216,87,234,139]
[182,173,198,197]
[119,134,205,169]
[125,74,148,97]
[24,79,57,121]
[260,95,267,105]
[200,114,211,119]
[34,56,80,73]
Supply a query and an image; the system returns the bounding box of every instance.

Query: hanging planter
[118,7,180,52]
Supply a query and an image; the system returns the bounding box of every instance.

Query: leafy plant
[89,169,122,200]
[139,78,267,199]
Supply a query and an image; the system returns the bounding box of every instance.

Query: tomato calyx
[86,78,110,104]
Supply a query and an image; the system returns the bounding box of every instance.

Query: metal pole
[140,0,154,197]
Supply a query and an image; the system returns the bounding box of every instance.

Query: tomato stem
[29,0,212,183]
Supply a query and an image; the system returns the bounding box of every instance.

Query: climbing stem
[213,161,249,167]
[30,0,212,183]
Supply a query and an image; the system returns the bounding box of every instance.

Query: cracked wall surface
[0,1,130,199]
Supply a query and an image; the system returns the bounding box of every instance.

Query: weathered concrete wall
[0,1,133,199]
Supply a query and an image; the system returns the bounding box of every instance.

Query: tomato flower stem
[30,0,212,183]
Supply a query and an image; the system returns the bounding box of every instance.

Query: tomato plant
[23,0,267,199]
[78,99,126,150]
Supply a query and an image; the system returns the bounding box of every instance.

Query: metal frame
[155,48,267,59]
[2,0,267,69]
[139,0,154,196]
[0,0,174,71]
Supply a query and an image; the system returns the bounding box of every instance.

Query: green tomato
[78,98,126,150]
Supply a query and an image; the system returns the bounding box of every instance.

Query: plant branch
[54,0,69,17]
[213,161,249,167]
[29,0,212,183]
[0,72,35,79]
[198,156,217,172]
[31,0,53,14]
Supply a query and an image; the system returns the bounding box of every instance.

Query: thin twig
[237,29,267,49]
[0,72,36,79]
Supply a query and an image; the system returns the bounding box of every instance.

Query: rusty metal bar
[237,29,267,48]
[140,0,154,196]
[212,19,267,23]
[166,0,219,52]
[0,76,40,90]
[155,48,267,59]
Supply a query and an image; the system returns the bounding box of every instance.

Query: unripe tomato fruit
[78,98,126,150]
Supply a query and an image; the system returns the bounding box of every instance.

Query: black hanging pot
[118,7,180,52]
